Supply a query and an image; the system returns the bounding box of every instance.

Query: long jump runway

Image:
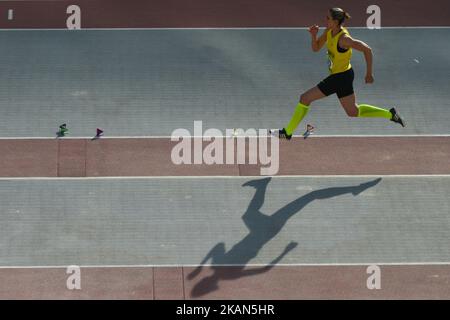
[2,176,450,266]
[1,176,450,299]
[1,2,450,299]
[0,28,449,136]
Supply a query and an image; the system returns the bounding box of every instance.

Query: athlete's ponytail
[329,8,351,25]
[344,11,351,21]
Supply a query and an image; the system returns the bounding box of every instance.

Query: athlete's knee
[299,93,311,105]
[346,105,359,117]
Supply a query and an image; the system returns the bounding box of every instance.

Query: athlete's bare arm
[309,25,328,52]
[340,34,374,84]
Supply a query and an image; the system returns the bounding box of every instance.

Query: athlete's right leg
[280,86,326,138]
[299,86,327,106]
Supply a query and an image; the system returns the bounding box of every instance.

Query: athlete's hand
[308,25,319,37]
[365,74,374,84]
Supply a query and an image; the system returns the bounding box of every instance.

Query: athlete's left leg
[339,93,394,120]
[338,93,359,117]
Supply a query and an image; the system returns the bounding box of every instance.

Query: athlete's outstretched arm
[187,242,225,280]
[309,25,327,52]
[340,35,374,84]
[239,242,298,277]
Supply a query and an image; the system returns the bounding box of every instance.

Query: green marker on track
[59,124,68,136]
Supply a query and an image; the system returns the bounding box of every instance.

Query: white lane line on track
[0,134,449,139]
[1,27,450,31]
[1,175,450,181]
[1,262,450,269]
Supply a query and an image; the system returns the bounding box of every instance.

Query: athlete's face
[326,14,338,29]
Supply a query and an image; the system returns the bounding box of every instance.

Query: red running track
[1,137,449,177]
[1,265,449,299]
[0,0,449,29]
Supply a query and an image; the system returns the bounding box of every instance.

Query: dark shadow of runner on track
[187,176,382,297]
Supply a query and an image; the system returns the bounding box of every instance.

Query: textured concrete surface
[0,29,449,137]
[1,177,449,266]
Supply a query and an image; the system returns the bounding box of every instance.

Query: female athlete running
[274,8,405,139]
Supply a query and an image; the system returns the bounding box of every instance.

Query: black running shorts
[317,68,354,98]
